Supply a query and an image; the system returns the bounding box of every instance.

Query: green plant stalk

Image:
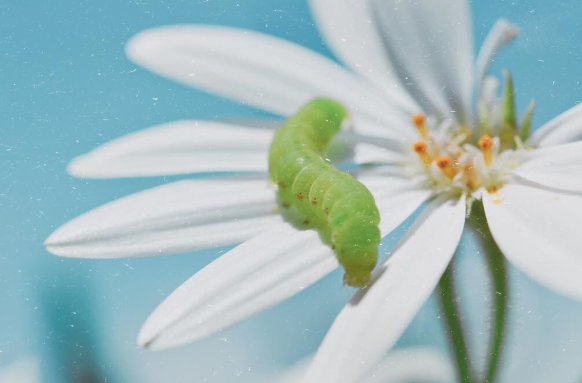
[468,201,509,383]
[438,263,476,383]
[438,199,509,383]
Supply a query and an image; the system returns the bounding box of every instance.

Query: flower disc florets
[404,72,533,199]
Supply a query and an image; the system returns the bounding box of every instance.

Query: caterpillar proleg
[268,98,381,287]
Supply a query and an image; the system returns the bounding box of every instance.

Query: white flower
[44,0,582,380]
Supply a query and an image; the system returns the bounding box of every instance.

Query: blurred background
[1,0,582,382]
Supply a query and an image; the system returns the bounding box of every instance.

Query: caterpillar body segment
[268,98,381,287]
[291,161,334,217]
[334,216,381,287]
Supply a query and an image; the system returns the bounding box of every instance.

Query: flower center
[407,114,525,196]
[402,71,534,197]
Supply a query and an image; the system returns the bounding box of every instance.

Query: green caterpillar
[268,98,381,287]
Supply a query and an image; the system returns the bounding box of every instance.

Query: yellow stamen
[436,156,455,179]
[478,135,493,167]
[463,163,477,190]
[413,141,431,166]
[489,185,503,204]
[412,113,428,139]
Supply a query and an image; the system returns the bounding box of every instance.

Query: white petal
[139,174,428,349]
[68,121,272,178]
[262,348,453,383]
[362,347,454,383]
[302,195,466,383]
[260,357,312,383]
[138,223,339,349]
[307,0,419,114]
[126,25,411,136]
[513,141,582,192]
[67,119,408,179]
[0,358,38,383]
[481,76,500,105]
[477,76,502,127]
[45,179,281,258]
[367,0,474,120]
[483,183,582,301]
[529,102,582,147]
[376,188,432,236]
[359,170,432,235]
[475,19,519,96]
[344,130,409,152]
[353,143,407,165]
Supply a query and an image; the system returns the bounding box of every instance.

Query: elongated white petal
[262,357,311,383]
[529,102,582,147]
[139,175,427,349]
[126,25,411,137]
[353,143,407,165]
[262,348,453,383]
[45,179,281,258]
[481,76,500,105]
[343,132,408,155]
[475,19,519,96]
[360,170,432,235]
[302,196,466,383]
[513,141,582,192]
[361,347,454,383]
[68,121,272,178]
[0,358,38,383]
[376,188,432,235]
[477,76,502,128]
[307,0,418,114]
[483,183,582,301]
[67,119,407,179]
[368,0,474,120]
[138,223,339,349]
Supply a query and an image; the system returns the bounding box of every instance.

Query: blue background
[2,0,582,382]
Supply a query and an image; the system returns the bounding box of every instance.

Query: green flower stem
[438,263,476,383]
[468,201,509,383]
[438,199,509,383]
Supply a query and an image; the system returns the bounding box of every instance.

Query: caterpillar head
[343,269,372,288]
[336,242,378,288]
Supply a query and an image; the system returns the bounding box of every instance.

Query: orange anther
[412,113,428,139]
[412,113,425,127]
[412,141,431,166]
[436,156,455,178]
[436,156,451,169]
[413,141,427,153]
[478,135,493,150]
[478,135,494,166]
